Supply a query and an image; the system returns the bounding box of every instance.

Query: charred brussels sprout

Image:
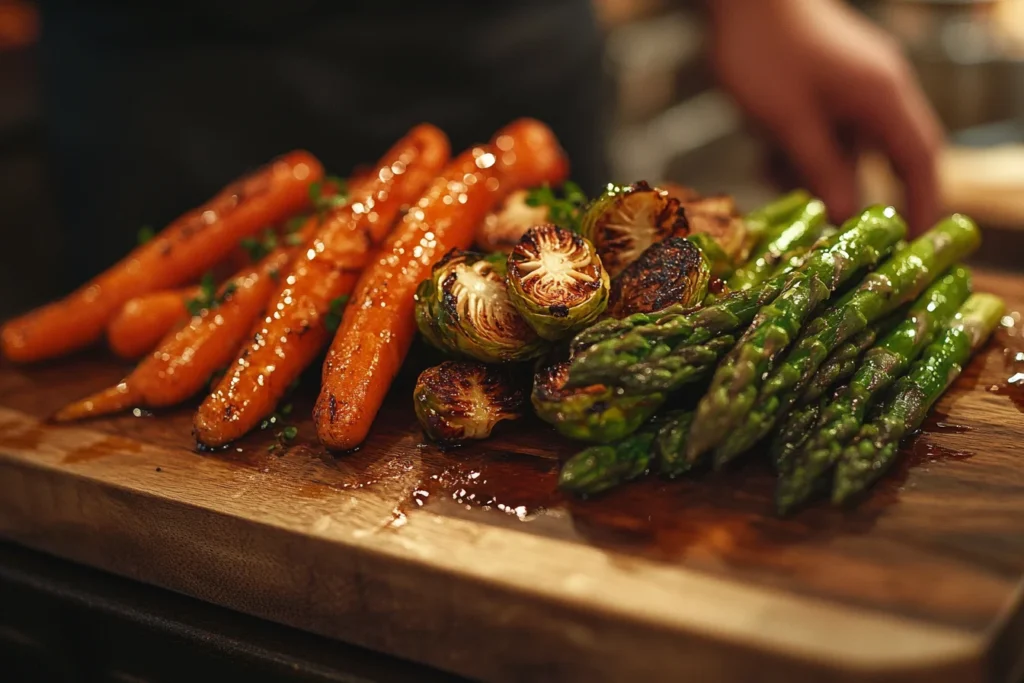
[580,181,689,277]
[506,224,610,340]
[532,361,665,443]
[414,361,526,443]
[607,236,711,318]
[414,249,546,363]
[679,194,749,264]
[475,189,551,254]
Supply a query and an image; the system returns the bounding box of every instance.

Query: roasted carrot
[314,119,569,450]
[2,150,323,363]
[106,287,201,359]
[193,124,450,447]
[52,216,324,423]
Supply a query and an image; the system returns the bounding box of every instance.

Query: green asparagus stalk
[568,305,688,356]
[718,215,981,465]
[797,314,900,407]
[728,198,827,292]
[832,293,1004,505]
[686,206,908,465]
[566,229,840,390]
[770,398,825,474]
[743,189,813,247]
[775,266,972,512]
[655,410,697,478]
[611,334,736,394]
[558,410,688,496]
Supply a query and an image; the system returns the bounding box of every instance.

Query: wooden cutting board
[2,270,1024,683]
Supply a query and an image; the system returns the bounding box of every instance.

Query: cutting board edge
[0,414,999,683]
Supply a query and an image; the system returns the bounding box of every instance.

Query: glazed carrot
[52,217,324,423]
[106,287,201,359]
[2,150,323,363]
[193,124,450,448]
[315,119,569,450]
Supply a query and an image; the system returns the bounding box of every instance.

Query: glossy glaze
[1,150,323,363]
[194,125,451,448]
[106,286,201,359]
[314,119,570,450]
[53,221,317,422]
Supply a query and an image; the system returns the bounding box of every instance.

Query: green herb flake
[280,425,299,441]
[137,225,156,245]
[524,182,589,233]
[324,294,350,333]
[309,175,351,215]
[184,271,218,317]
[286,215,308,234]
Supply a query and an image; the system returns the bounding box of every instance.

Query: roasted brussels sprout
[475,189,551,254]
[532,361,665,443]
[607,236,711,318]
[414,361,526,443]
[679,194,749,264]
[506,224,610,341]
[414,249,547,363]
[580,181,689,277]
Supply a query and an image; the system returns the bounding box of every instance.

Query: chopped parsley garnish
[184,272,237,317]
[324,294,350,332]
[240,228,279,262]
[285,215,308,234]
[185,272,218,317]
[309,175,350,215]
[137,225,156,245]
[525,181,588,233]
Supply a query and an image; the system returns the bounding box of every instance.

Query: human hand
[708,0,943,233]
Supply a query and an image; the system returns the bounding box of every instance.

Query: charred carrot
[315,119,569,450]
[193,125,451,447]
[106,287,201,359]
[2,150,323,363]
[52,217,324,422]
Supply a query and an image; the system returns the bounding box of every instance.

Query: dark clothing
[38,1,609,285]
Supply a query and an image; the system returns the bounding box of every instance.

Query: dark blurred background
[1,0,1023,319]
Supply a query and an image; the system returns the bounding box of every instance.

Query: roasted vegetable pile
[412,180,1003,512]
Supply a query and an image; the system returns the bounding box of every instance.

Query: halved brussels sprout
[580,181,689,278]
[475,189,550,254]
[659,182,702,203]
[414,249,547,363]
[414,361,526,443]
[532,361,665,443]
[506,224,610,341]
[679,194,749,264]
[607,236,711,319]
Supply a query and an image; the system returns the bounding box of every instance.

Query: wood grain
[1,270,1024,683]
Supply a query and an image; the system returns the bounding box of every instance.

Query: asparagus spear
[655,410,697,478]
[611,334,736,394]
[727,198,827,292]
[797,314,899,406]
[566,227,843,390]
[770,398,825,474]
[558,410,688,496]
[776,266,972,512]
[743,189,813,248]
[686,206,907,465]
[832,293,1004,504]
[718,215,981,465]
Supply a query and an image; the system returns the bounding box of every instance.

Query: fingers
[849,60,944,235]
[878,81,943,234]
[768,99,859,227]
